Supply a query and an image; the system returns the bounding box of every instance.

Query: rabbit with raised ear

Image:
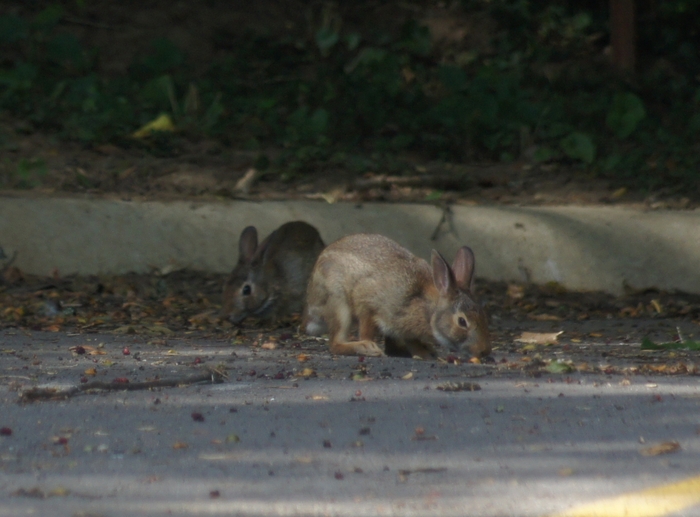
[303,233,490,359]
[222,221,325,324]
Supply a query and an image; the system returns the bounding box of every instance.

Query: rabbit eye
[242,285,252,296]
[458,316,468,328]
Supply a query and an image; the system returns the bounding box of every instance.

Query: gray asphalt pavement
[1,323,700,517]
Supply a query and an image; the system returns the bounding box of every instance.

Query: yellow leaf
[640,441,681,456]
[84,368,97,376]
[132,114,175,138]
[296,368,315,378]
[401,372,414,380]
[611,187,627,199]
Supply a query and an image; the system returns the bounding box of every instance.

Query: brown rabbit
[303,234,490,358]
[222,221,324,324]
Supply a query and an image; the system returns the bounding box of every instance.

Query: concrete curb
[1,196,699,295]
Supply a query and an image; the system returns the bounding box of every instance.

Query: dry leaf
[172,441,189,450]
[296,353,311,362]
[436,381,481,392]
[640,441,681,456]
[507,284,525,299]
[260,342,277,350]
[611,187,627,199]
[515,331,563,345]
[401,372,414,380]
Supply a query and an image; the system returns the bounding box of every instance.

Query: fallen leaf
[401,372,414,380]
[296,353,311,362]
[640,441,681,456]
[132,114,175,138]
[515,331,563,345]
[172,441,189,450]
[296,368,316,378]
[611,187,627,199]
[260,342,277,350]
[436,381,481,392]
[507,284,525,299]
[545,360,575,374]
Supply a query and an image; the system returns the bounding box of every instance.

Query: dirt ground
[1,269,699,378]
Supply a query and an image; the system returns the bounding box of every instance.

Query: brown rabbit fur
[303,234,490,359]
[222,221,324,324]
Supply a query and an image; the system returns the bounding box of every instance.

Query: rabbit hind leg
[327,303,384,357]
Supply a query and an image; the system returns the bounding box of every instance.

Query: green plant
[0,2,698,193]
[15,158,48,188]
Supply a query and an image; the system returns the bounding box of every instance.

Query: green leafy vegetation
[641,337,700,351]
[0,1,699,192]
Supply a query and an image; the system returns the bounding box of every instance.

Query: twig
[0,249,17,271]
[430,204,457,241]
[234,168,260,194]
[62,16,115,30]
[19,366,227,403]
[354,174,467,191]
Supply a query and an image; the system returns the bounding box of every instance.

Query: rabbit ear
[255,232,276,264]
[431,249,457,295]
[238,226,258,263]
[452,246,476,291]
